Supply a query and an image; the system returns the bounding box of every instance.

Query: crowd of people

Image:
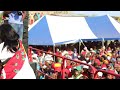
[29,12,43,25]
[29,40,120,79]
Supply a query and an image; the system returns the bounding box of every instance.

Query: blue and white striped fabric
[28,15,120,45]
[85,15,120,40]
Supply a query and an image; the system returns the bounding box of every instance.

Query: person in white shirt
[3,11,26,41]
[44,54,53,64]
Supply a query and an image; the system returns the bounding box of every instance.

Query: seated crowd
[29,40,120,79]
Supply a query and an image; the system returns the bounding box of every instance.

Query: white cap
[56,48,59,51]
[98,72,103,77]
[83,65,89,69]
[103,46,105,49]
[31,51,34,54]
[90,48,93,51]
[102,67,107,70]
[82,61,87,63]
[78,55,80,58]
[43,53,45,57]
[88,62,92,65]
[81,61,89,69]
[42,65,47,69]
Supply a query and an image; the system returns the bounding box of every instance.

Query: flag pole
[79,41,81,55]
[102,38,105,48]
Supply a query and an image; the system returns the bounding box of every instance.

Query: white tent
[29,15,120,45]
[28,15,98,45]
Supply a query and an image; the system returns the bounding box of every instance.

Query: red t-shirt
[81,51,87,56]
[66,65,72,69]
[64,68,72,78]
[56,51,60,56]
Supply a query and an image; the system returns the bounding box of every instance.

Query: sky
[72,11,120,16]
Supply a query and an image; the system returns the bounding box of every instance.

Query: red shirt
[64,69,72,77]
[56,51,60,55]
[66,65,72,69]
[81,51,87,56]
[66,65,72,72]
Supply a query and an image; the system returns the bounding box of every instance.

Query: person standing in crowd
[0,24,36,79]
[34,13,38,22]
[37,13,41,20]
[3,11,26,41]
[72,48,78,60]
[40,12,44,18]
[29,13,34,25]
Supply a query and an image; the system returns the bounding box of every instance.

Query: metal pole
[79,41,81,55]
[102,38,104,48]
[65,44,67,47]
[80,39,86,47]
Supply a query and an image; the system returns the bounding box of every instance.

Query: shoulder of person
[0,42,4,47]
[0,42,4,52]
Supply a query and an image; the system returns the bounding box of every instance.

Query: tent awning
[28,15,120,45]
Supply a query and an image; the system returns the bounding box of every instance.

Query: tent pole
[80,39,86,47]
[60,45,61,51]
[102,38,104,47]
[65,44,67,47]
[79,41,81,55]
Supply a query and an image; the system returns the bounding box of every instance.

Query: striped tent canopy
[28,15,120,45]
